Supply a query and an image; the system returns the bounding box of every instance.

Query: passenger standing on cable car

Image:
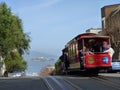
[104,45,114,61]
[103,41,115,61]
[103,41,109,51]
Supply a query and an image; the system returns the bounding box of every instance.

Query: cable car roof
[66,33,110,45]
[79,35,110,39]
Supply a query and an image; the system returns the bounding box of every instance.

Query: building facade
[101,4,120,60]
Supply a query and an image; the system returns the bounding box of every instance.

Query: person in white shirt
[104,45,115,61]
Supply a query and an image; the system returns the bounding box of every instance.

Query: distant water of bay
[23,51,58,76]
[25,59,56,76]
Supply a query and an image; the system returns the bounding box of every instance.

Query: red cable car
[62,33,111,74]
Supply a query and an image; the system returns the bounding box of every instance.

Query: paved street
[0,73,120,90]
[0,77,49,90]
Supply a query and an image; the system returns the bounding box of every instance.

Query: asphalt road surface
[0,73,120,90]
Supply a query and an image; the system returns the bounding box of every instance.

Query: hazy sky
[1,0,119,56]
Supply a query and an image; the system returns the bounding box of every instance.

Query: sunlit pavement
[99,72,120,77]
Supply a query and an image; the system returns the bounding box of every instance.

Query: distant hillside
[24,50,58,61]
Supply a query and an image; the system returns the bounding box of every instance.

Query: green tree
[5,51,27,72]
[0,2,30,72]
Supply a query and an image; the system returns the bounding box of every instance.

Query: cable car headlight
[102,56,108,64]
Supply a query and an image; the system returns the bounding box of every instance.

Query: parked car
[8,70,26,77]
[111,60,120,72]
[106,60,120,73]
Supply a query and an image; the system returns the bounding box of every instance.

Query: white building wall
[86,28,103,35]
